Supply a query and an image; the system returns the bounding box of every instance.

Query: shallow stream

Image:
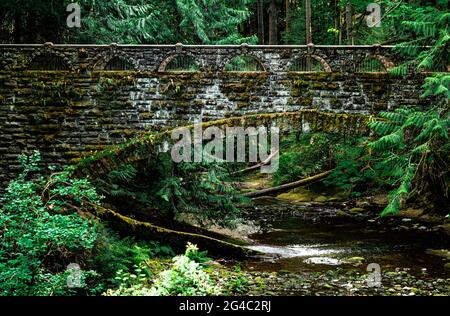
[242,202,450,279]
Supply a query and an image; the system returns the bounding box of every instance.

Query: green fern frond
[367,120,399,136]
[369,129,404,151]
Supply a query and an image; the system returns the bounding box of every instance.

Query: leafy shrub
[0,151,103,295]
[103,243,220,296]
[225,265,250,294]
[88,231,175,286]
[184,242,211,263]
[103,264,154,296]
[150,243,221,296]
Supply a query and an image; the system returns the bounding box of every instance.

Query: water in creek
[242,204,450,278]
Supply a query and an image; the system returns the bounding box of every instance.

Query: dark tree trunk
[257,0,265,44]
[268,0,278,45]
[244,170,334,198]
[346,3,353,45]
[334,0,340,45]
[13,11,23,43]
[285,0,290,33]
[305,0,312,44]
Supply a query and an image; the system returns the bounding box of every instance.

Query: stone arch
[104,56,136,70]
[287,54,332,72]
[158,53,201,72]
[25,49,73,71]
[355,54,394,73]
[222,54,267,72]
[92,49,139,70]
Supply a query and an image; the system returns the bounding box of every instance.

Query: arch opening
[289,56,329,72]
[224,55,265,72]
[161,55,200,72]
[28,54,69,71]
[355,57,387,73]
[104,56,135,70]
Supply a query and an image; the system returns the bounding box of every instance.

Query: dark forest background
[0,0,447,46]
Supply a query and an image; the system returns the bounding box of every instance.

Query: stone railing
[0,43,399,73]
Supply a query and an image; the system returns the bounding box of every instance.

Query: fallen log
[95,205,261,259]
[230,150,280,176]
[243,169,334,198]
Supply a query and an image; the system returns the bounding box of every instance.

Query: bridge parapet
[0,44,398,73]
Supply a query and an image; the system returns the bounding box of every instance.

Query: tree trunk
[346,3,353,45]
[268,0,278,45]
[338,9,343,45]
[97,206,260,259]
[231,150,279,175]
[305,0,312,44]
[334,0,340,45]
[13,11,23,43]
[243,170,333,198]
[285,0,290,33]
[257,0,265,44]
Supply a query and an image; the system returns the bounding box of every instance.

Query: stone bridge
[0,44,431,185]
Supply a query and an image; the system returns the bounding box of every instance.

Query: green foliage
[149,243,221,296]
[184,242,211,264]
[273,133,339,186]
[102,243,255,296]
[0,151,102,295]
[89,231,174,285]
[96,152,246,227]
[174,0,257,44]
[104,244,220,296]
[320,1,450,216]
[2,0,448,48]
[371,1,450,215]
[283,0,337,45]
[73,0,256,44]
[324,137,375,197]
[0,151,178,295]
[422,73,450,99]
[226,274,249,294]
[367,104,449,216]
[75,0,174,44]
[103,263,154,296]
[225,55,265,72]
[388,2,449,74]
[0,0,68,43]
[225,264,249,294]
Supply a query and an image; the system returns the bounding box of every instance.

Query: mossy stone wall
[0,45,430,185]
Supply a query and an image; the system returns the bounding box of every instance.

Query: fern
[368,105,449,215]
[389,4,449,74]
[381,163,417,216]
[368,128,404,151]
[74,0,255,44]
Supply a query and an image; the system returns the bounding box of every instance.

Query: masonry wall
[0,44,431,185]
